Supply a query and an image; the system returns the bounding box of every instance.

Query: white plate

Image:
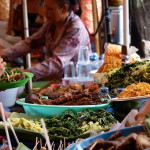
[111,95,150,102]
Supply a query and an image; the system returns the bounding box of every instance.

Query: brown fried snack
[107,131,122,141]
[115,133,138,150]
[136,134,150,150]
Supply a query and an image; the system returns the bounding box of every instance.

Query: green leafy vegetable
[105,60,150,95]
[45,109,117,138]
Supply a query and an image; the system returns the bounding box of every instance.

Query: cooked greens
[105,60,150,95]
[6,109,117,139]
[45,109,117,138]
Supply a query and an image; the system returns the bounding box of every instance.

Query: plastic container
[111,97,150,122]
[16,98,110,117]
[0,87,19,107]
[0,72,34,89]
[89,70,106,80]
[66,125,144,150]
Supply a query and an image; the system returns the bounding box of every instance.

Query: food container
[0,87,19,107]
[16,98,110,117]
[111,96,150,121]
[66,125,144,150]
[0,72,34,89]
[90,70,106,80]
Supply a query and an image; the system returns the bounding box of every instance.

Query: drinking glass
[64,61,75,78]
[76,46,91,78]
[62,61,75,85]
[78,46,90,62]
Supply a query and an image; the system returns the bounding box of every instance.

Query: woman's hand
[135,100,150,122]
[0,57,6,76]
[135,111,146,122]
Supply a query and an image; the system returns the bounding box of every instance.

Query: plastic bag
[97,43,122,73]
[127,46,141,63]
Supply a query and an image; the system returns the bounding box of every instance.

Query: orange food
[97,43,122,73]
[118,82,150,98]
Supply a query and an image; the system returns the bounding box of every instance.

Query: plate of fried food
[16,84,110,117]
[66,125,146,150]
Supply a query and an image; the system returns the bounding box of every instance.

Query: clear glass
[62,61,75,85]
[78,46,90,62]
[76,61,90,78]
[64,61,75,78]
[76,46,91,78]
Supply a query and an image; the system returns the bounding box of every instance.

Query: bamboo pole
[22,0,32,91]
[92,0,100,56]
[7,0,14,35]
[123,0,130,53]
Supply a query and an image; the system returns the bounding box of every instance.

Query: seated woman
[0,0,91,81]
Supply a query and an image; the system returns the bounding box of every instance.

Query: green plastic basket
[0,72,34,89]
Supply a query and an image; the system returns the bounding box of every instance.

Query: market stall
[1,0,150,150]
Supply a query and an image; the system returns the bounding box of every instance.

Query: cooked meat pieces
[136,134,150,150]
[84,141,119,150]
[25,90,104,105]
[84,131,150,150]
[107,131,122,141]
[115,133,137,150]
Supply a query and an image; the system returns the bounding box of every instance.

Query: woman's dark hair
[55,0,78,12]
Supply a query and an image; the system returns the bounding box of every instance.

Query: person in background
[0,0,91,81]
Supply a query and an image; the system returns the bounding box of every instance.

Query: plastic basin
[16,98,110,117]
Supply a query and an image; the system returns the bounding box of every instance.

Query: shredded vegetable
[0,67,26,83]
[11,118,43,133]
[105,60,150,95]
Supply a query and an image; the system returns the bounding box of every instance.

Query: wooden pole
[92,0,100,56]
[22,0,32,91]
[123,0,130,54]
[7,0,14,35]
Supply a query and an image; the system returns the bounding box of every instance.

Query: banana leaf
[0,112,91,141]
[16,143,31,150]
[0,112,45,141]
[0,72,34,89]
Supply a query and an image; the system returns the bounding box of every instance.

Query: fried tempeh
[85,141,119,150]
[107,131,122,141]
[136,134,150,150]
[115,133,137,150]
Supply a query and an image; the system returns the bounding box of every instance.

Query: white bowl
[0,87,19,107]
[90,70,106,79]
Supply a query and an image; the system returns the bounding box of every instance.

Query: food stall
[1,0,150,150]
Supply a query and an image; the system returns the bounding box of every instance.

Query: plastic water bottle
[90,53,103,71]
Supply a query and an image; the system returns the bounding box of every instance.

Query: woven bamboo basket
[108,0,123,6]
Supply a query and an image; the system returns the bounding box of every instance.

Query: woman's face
[44,0,67,23]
